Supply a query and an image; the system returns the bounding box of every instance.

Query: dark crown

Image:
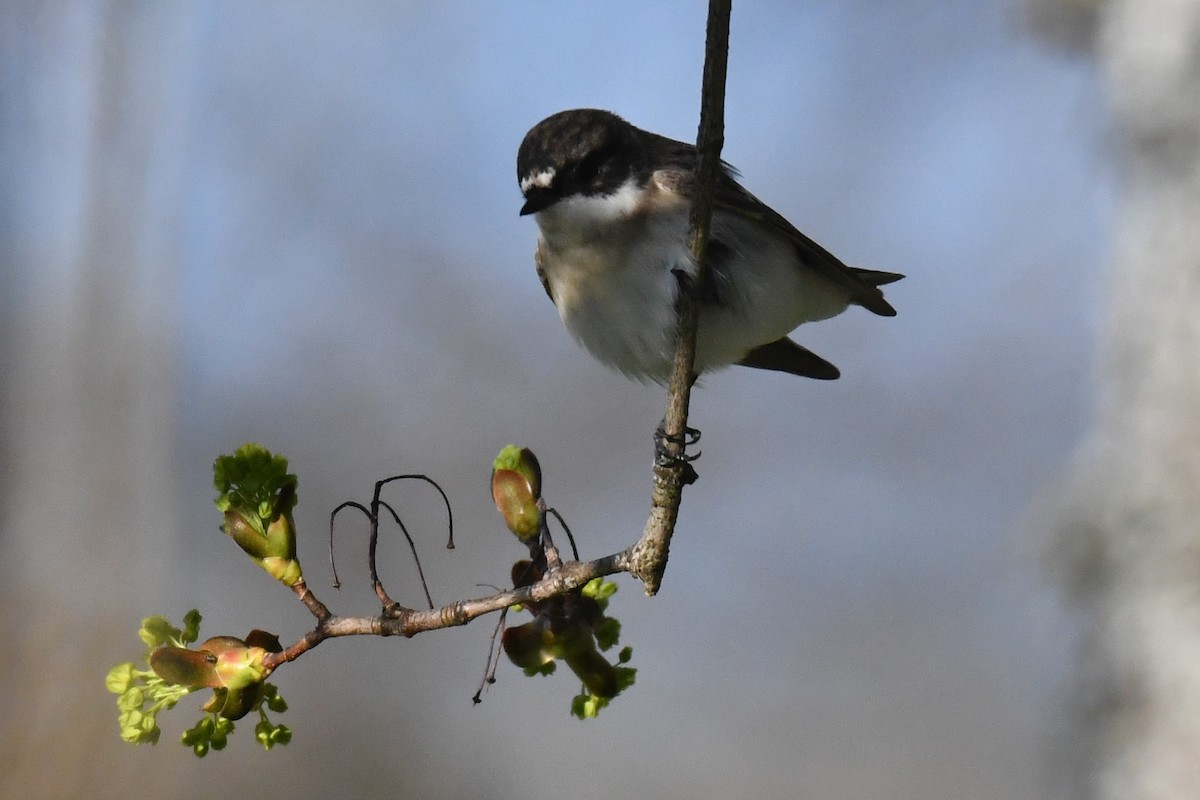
[517,109,649,215]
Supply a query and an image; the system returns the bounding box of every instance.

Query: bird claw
[654,422,701,484]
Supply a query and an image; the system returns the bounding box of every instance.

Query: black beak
[519,188,558,216]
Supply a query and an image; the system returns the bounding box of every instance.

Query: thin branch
[376,500,435,610]
[261,549,631,671]
[546,507,579,561]
[538,507,563,572]
[289,577,332,623]
[630,0,732,595]
[328,500,370,590]
[473,607,508,704]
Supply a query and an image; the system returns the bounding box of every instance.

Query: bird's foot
[654,422,701,485]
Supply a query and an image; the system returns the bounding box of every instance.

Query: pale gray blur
[1034,0,1200,799]
[0,2,1141,798]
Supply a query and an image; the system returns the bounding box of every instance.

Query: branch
[262,549,631,670]
[629,0,732,595]
[112,6,736,745]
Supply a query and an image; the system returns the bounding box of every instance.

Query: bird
[516,108,902,384]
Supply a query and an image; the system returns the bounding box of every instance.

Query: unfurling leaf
[213,444,303,585]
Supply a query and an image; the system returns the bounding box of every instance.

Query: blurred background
[4,1,1198,798]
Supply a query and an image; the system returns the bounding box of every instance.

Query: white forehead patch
[520,168,556,194]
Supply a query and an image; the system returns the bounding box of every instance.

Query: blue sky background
[2,2,1111,797]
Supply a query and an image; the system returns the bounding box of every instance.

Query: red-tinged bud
[211,645,270,690]
[244,629,283,653]
[222,510,271,559]
[501,621,555,671]
[491,446,543,541]
[511,558,545,589]
[564,646,620,699]
[197,636,247,656]
[150,647,221,689]
[208,682,266,721]
[220,509,303,586]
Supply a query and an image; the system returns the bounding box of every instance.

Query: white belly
[543,231,686,380]
[536,202,852,382]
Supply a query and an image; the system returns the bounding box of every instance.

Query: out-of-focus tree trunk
[1032,1,1200,798]
[0,4,186,796]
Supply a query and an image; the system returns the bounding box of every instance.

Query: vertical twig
[629,0,732,595]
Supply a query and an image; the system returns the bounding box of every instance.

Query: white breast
[538,201,691,380]
[532,181,853,381]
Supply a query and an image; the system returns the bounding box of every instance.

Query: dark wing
[736,338,840,380]
[643,131,902,317]
[715,179,901,316]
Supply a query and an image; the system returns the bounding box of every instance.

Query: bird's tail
[851,267,905,287]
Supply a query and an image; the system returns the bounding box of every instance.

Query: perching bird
[517,108,902,383]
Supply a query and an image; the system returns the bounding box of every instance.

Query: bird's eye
[573,136,625,188]
[573,150,606,185]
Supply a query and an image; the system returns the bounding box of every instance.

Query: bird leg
[654,420,701,485]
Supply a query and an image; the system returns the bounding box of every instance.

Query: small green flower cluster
[569,578,636,719]
[179,685,290,757]
[491,445,638,720]
[180,714,233,757]
[252,687,293,751]
[105,610,290,756]
[503,574,637,720]
[105,611,204,746]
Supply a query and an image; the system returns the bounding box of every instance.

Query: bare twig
[262,549,631,671]
[329,473,450,608]
[288,577,332,623]
[629,0,732,595]
[546,506,579,561]
[472,606,508,704]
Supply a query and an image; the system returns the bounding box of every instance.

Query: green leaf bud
[491,446,543,541]
[213,444,302,583]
